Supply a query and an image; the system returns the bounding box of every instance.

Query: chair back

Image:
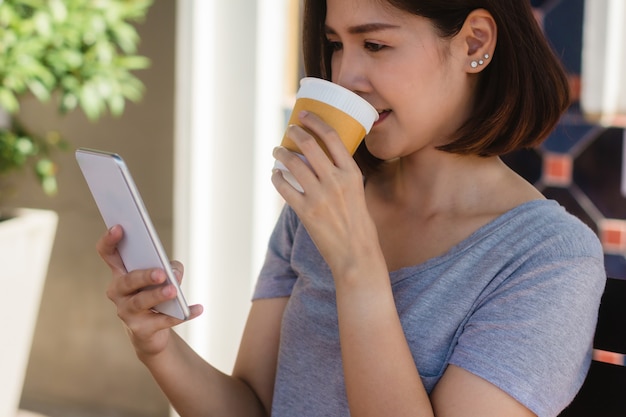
[559,277,626,416]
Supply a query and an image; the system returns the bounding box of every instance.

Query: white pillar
[172,3,288,412]
[581,0,626,126]
[173,0,257,373]
[252,0,293,276]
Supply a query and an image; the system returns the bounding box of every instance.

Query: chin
[363,142,394,162]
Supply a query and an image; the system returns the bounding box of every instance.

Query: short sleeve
[253,204,300,300]
[449,232,606,417]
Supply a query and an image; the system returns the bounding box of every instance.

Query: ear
[458,9,497,73]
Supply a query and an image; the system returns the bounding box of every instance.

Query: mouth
[373,109,391,126]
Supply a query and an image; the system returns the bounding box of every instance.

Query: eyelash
[326,40,387,53]
[328,41,342,51]
[365,42,386,52]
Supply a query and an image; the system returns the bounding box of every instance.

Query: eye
[327,40,343,52]
[364,41,386,52]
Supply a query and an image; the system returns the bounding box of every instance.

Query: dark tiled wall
[505,0,626,280]
[509,5,626,415]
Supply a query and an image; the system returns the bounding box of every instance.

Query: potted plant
[0,1,153,415]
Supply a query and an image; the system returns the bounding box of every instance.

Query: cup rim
[296,77,379,132]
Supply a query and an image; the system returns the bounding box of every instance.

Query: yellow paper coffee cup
[281,77,378,156]
[275,77,379,192]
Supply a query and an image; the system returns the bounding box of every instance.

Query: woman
[98,1,606,416]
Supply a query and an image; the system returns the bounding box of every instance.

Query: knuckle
[285,124,300,138]
[125,320,144,337]
[105,286,116,301]
[297,132,318,150]
[129,293,145,313]
[116,308,127,322]
[105,274,126,301]
[318,123,337,136]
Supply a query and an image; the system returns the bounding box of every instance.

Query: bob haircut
[302,0,571,174]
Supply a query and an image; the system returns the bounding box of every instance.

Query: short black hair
[302,0,570,174]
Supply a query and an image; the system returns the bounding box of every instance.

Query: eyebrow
[325,23,401,35]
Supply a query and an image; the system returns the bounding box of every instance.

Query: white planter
[0,208,58,417]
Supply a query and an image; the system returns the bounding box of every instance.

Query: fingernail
[299,110,309,118]
[151,270,162,283]
[273,146,288,157]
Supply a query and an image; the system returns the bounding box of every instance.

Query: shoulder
[468,199,606,307]
[507,200,605,287]
[449,201,606,416]
[495,199,603,258]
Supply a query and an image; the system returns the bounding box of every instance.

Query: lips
[373,109,391,126]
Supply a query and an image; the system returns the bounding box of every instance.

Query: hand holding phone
[76,148,190,320]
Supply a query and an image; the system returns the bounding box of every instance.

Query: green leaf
[119,76,145,101]
[117,55,150,70]
[27,79,51,101]
[0,0,154,197]
[36,158,55,176]
[0,89,19,113]
[108,94,125,116]
[60,92,79,112]
[33,10,52,36]
[15,137,35,155]
[110,21,139,53]
[79,83,104,120]
[40,174,58,195]
[49,0,68,22]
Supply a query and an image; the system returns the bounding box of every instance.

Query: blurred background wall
[9,0,294,415]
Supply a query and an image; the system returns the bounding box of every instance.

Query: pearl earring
[471,54,490,69]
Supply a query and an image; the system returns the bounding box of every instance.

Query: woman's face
[325,0,476,161]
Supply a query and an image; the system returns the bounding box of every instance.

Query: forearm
[335,263,434,417]
[140,330,267,417]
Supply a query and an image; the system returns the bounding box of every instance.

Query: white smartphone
[75,148,190,320]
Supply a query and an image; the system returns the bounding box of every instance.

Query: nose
[331,50,370,94]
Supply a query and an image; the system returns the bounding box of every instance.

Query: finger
[297,111,354,168]
[286,118,332,164]
[273,144,319,193]
[272,166,307,201]
[124,303,204,341]
[126,280,178,315]
[108,268,168,303]
[187,304,204,320]
[96,225,127,273]
[282,124,328,169]
[170,260,185,285]
[148,303,204,326]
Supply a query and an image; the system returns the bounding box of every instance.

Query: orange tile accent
[593,349,625,366]
[543,153,572,187]
[599,219,626,254]
[568,75,581,103]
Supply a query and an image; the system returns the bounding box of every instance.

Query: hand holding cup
[274,77,379,192]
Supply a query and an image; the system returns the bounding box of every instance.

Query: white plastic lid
[297,77,379,133]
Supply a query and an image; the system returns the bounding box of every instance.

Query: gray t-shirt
[253,199,606,417]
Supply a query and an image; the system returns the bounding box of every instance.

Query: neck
[368,150,509,216]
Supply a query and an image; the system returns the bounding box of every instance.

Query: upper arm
[232,297,289,416]
[430,365,536,417]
